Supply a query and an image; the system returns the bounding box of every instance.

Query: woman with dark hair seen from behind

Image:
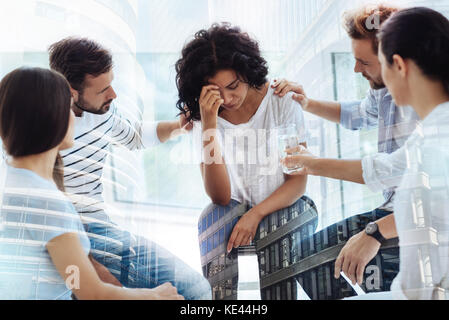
[0,67,183,300]
[176,24,309,256]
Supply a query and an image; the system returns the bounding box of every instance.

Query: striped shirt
[60,103,159,225]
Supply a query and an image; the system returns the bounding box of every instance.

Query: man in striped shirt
[49,37,211,299]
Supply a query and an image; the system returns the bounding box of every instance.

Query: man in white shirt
[49,37,211,299]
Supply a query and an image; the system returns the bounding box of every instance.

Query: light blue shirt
[0,166,90,300]
[340,88,420,207]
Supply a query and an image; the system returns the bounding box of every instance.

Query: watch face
[366,223,377,235]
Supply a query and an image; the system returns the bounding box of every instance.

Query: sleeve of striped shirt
[109,104,144,150]
[110,105,161,150]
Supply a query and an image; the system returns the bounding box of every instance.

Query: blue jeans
[84,223,211,300]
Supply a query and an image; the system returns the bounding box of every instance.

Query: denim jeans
[84,223,211,300]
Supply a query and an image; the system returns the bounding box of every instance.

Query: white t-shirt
[192,82,307,206]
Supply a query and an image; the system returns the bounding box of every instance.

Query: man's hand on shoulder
[272,79,310,110]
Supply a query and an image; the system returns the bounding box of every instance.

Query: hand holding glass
[277,124,302,174]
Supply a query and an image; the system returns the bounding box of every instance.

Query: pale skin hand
[334,214,397,285]
[280,145,318,176]
[334,231,381,286]
[281,145,365,184]
[272,79,342,123]
[271,79,310,109]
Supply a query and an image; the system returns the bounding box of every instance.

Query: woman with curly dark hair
[176,23,309,254]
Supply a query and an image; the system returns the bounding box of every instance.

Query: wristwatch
[365,222,386,244]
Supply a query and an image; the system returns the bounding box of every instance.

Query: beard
[75,96,113,115]
[363,73,385,90]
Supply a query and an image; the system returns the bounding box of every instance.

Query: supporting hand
[271,79,310,110]
[227,209,263,253]
[281,145,318,176]
[334,230,381,285]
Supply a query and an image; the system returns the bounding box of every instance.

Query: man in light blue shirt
[340,88,419,209]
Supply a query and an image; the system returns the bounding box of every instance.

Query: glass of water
[276,124,302,174]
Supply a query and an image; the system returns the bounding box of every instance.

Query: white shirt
[192,82,308,206]
[364,102,449,299]
[60,104,160,225]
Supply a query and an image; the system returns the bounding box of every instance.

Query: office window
[218,227,225,244]
[207,212,213,228]
[225,279,232,297]
[213,209,219,224]
[207,236,212,253]
[218,253,225,273]
[225,222,232,240]
[259,250,266,277]
[281,237,291,268]
[279,209,288,226]
[270,213,278,232]
[213,232,219,250]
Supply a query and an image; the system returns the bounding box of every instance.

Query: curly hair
[175,23,268,121]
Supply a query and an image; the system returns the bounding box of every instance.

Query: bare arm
[88,254,122,287]
[334,213,398,285]
[156,111,194,143]
[301,99,342,123]
[198,85,231,206]
[47,233,184,300]
[156,121,182,143]
[200,147,231,206]
[307,158,364,184]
